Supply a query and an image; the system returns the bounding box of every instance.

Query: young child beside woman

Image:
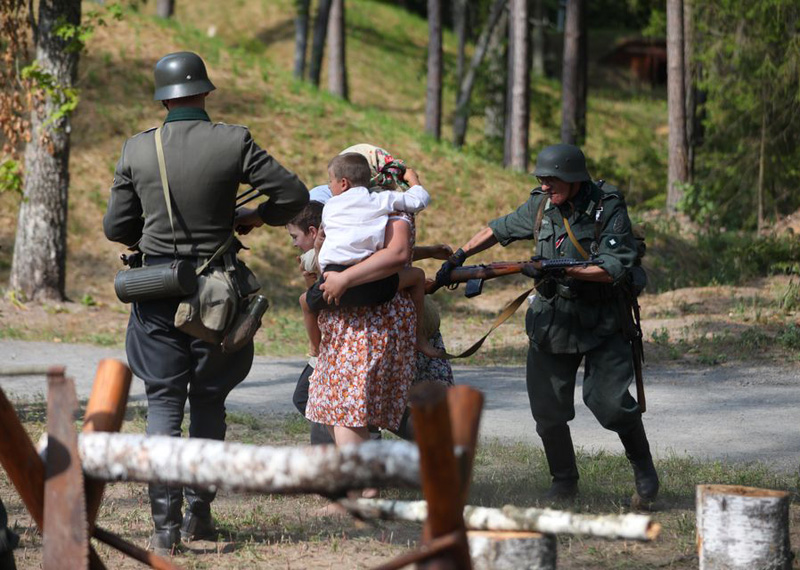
[299,153,444,359]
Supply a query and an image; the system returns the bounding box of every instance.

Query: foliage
[0,0,30,185]
[689,0,800,229]
[0,159,23,195]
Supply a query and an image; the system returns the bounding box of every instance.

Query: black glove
[435,248,467,286]
[521,263,545,280]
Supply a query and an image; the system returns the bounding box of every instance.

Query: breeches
[126,298,254,440]
[526,332,640,435]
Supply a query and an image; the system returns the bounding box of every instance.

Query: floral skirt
[306,291,416,430]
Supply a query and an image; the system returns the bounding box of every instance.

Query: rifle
[426,257,604,297]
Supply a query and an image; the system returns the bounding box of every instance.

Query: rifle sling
[441,287,533,360]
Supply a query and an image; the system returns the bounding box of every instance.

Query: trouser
[126,298,255,528]
[292,364,335,445]
[526,332,641,438]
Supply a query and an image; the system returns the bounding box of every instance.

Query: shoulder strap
[155,126,234,274]
[532,194,549,252]
[155,126,179,258]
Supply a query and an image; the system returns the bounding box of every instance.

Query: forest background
[0,0,799,364]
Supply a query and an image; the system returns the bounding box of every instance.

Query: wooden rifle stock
[426,258,604,295]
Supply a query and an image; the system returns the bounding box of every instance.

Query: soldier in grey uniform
[437,144,658,505]
[103,52,308,553]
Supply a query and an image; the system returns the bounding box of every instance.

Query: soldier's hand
[234,207,264,235]
[434,248,467,287]
[521,263,545,280]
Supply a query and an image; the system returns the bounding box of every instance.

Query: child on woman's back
[300,152,443,359]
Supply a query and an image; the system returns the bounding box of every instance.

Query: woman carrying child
[305,144,453,450]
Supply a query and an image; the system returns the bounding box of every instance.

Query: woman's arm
[320,218,411,304]
[413,244,453,261]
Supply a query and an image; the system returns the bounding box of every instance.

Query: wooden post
[697,484,792,570]
[445,386,484,506]
[468,531,556,570]
[409,383,472,569]
[43,369,89,569]
[0,386,46,528]
[82,359,132,527]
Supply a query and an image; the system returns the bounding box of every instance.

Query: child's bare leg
[397,267,444,359]
[299,292,321,356]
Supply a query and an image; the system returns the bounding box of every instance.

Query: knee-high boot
[181,487,218,541]
[148,484,182,554]
[538,425,579,500]
[619,420,659,506]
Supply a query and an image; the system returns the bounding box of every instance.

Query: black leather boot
[148,484,182,554]
[619,421,659,509]
[539,425,579,501]
[181,487,217,542]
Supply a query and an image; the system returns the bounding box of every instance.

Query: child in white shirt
[301,153,443,359]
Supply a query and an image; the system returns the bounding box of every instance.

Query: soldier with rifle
[435,144,657,507]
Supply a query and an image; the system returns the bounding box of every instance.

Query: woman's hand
[320,271,351,305]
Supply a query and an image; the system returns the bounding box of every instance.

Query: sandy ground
[2,339,798,472]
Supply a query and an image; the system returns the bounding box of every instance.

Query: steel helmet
[153,52,216,101]
[532,144,591,183]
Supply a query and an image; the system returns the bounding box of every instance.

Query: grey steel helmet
[532,144,591,183]
[153,52,216,101]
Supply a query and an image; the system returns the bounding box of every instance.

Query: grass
[2,401,799,569]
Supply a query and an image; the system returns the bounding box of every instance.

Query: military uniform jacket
[488,181,639,354]
[103,107,309,256]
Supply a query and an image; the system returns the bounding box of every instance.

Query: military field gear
[114,259,197,303]
[532,144,591,183]
[153,51,216,101]
[620,421,659,506]
[222,294,270,353]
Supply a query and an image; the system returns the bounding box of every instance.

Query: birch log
[340,499,660,541]
[75,434,419,494]
[469,530,556,570]
[697,485,792,570]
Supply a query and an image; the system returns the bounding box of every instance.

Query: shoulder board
[599,183,622,200]
[131,126,157,138]
[215,122,249,129]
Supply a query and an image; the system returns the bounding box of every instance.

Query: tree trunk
[560,0,585,144]
[683,0,696,182]
[156,0,174,19]
[327,0,348,99]
[10,0,81,302]
[576,0,588,143]
[696,485,792,570]
[484,9,508,140]
[74,434,422,495]
[453,0,467,89]
[469,531,556,570]
[504,0,529,170]
[531,0,545,76]
[308,0,332,87]
[453,0,507,147]
[757,109,766,233]
[666,0,688,214]
[425,0,443,139]
[293,0,311,79]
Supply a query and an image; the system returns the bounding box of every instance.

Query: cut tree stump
[697,484,792,570]
[468,530,556,570]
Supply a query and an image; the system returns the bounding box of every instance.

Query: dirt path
[2,339,799,471]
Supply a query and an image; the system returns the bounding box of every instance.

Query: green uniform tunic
[489,181,642,435]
